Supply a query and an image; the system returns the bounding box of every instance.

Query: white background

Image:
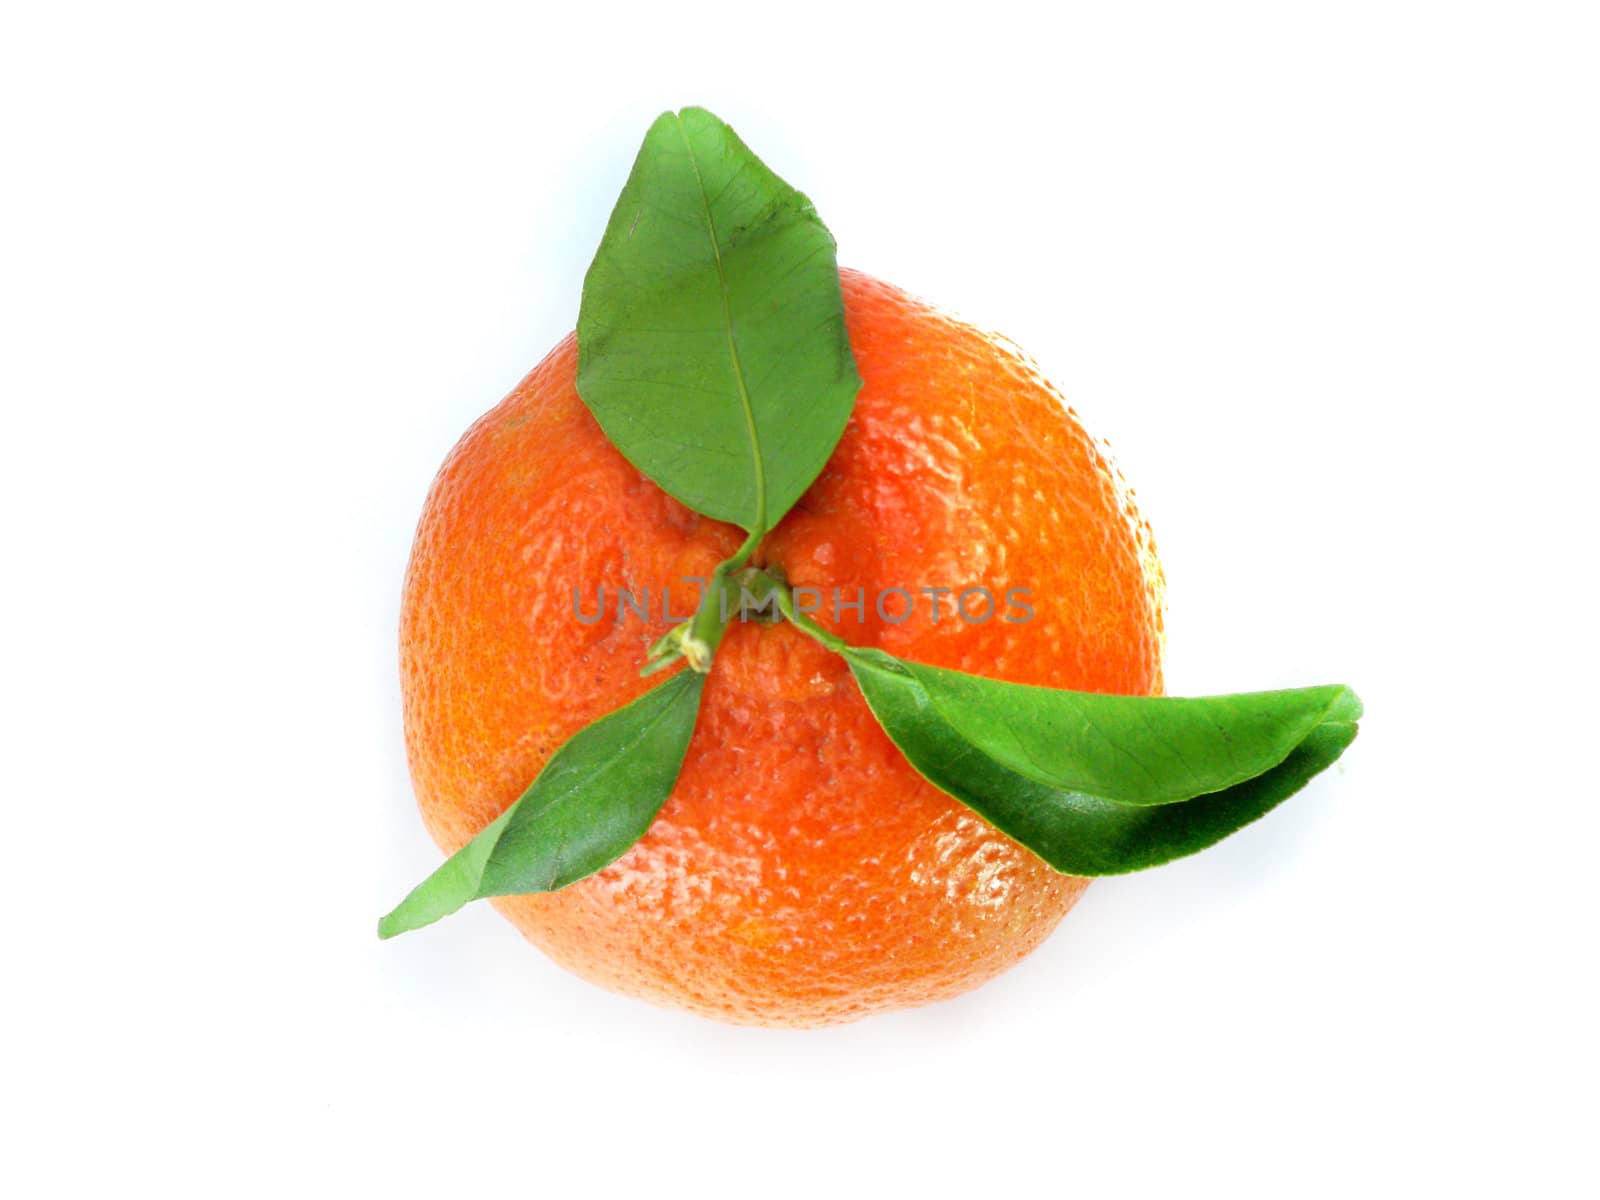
[4,2,1596,1196]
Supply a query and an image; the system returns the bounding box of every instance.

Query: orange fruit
[401,269,1165,1026]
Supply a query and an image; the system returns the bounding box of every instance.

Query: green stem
[643,533,768,676]
[772,584,849,653]
[725,526,763,573]
[643,553,855,675]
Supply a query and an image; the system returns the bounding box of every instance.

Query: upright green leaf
[576,106,861,535]
[847,648,1360,875]
[378,671,704,938]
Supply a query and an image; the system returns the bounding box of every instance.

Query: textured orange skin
[401,270,1164,1026]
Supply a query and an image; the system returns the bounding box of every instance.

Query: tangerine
[401,269,1165,1025]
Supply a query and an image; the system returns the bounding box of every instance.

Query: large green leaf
[846,648,1359,875]
[378,671,704,938]
[576,106,861,536]
[856,652,1356,805]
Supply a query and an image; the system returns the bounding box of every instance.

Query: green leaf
[576,106,861,536]
[846,648,1360,875]
[378,671,704,938]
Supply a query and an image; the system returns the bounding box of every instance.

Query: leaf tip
[1325,686,1364,726]
[673,104,725,129]
[377,892,447,940]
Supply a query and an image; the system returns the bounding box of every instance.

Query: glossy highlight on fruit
[401,269,1165,1025]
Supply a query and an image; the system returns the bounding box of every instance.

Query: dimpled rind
[400,269,1165,1026]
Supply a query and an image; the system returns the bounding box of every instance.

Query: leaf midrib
[674,112,767,536]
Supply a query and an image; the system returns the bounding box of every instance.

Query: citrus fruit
[400,268,1165,1026]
